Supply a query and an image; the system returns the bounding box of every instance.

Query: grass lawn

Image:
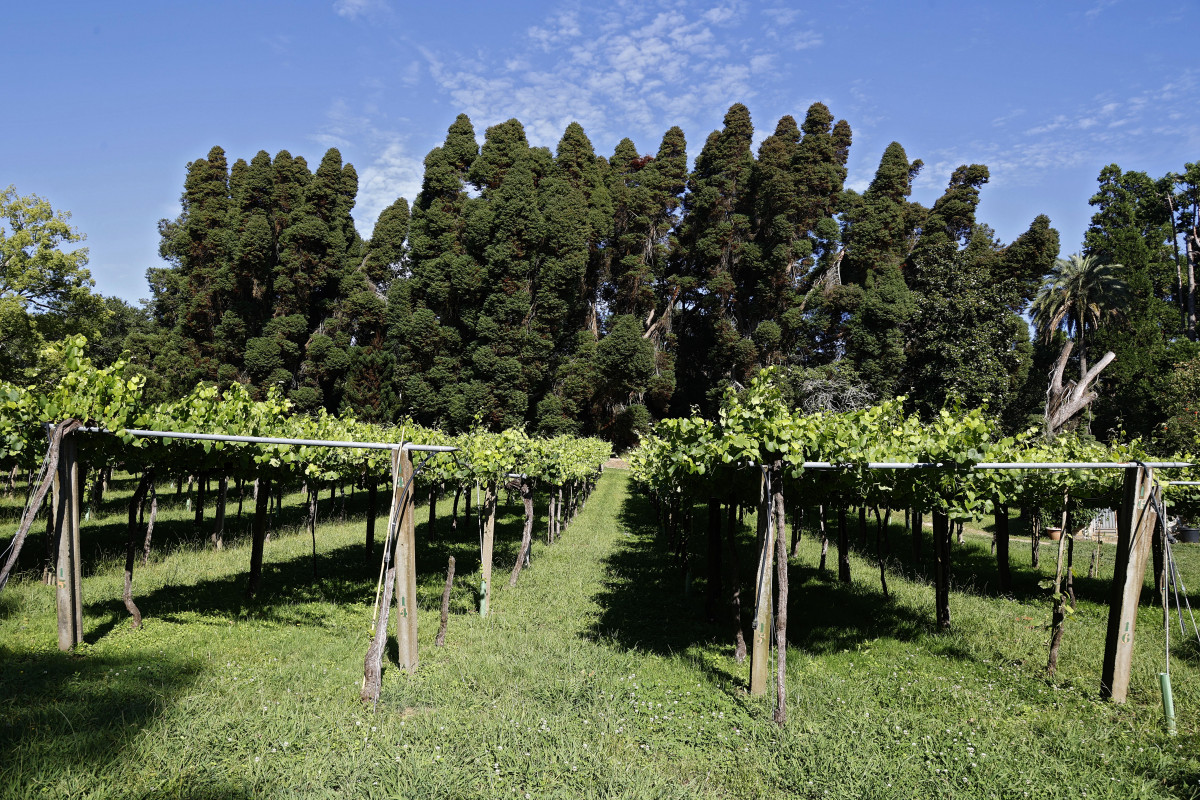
[2,469,1199,798]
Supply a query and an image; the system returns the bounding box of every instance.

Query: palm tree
[1031,253,1127,379]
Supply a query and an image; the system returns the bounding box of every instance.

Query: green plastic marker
[1160,672,1177,735]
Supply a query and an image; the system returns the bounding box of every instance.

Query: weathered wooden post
[54,427,83,651]
[1101,465,1159,702]
[362,449,403,702]
[395,447,419,673]
[750,467,775,696]
[479,479,497,617]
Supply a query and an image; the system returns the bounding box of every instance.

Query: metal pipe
[79,425,457,454]
[794,461,1194,470]
[402,444,459,454]
[974,462,1195,469]
[1167,481,1200,486]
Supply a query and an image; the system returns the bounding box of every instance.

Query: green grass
[2,472,1199,798]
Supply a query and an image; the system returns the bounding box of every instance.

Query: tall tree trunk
[773,487,787,567]
[874,506,890,599]
[308,480,319,581]
[366,477,378,566]
[428,483,438,535]
[725,502,747,662]
[789,506,802,558]
[912,511,922,563]
[818,505,829,572]
[42,492,56,585]
[995,504,1011,594]
[1167,191,1189,333]
[1032,512,1041,568]
[436,556,456,647]
[1065,535,1076,608]
[1088,527,1102,579]
[141,485,157,567]
[509,479,536,587]
[933,511,951,630]
[451,484,462,531]
[479,480,497,617]
[881,507,891,555]
[1044,340,1116,436]
[705,498,723,623]
[91,467,106,512]
[1185,225,1198,340]
[1046,530,1070,677]
[837,506,850,584]
[211,474,228,550]
[123,471,153,628]
[246,476,272,599]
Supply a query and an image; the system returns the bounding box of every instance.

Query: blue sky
[4,0,1197,303]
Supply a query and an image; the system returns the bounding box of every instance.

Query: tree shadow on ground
[587,491,978,689]
[870,517,1172,610]
[0,645,208,793]
[74,485,547,643]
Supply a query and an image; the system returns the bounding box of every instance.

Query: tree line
[4,103,1198,449]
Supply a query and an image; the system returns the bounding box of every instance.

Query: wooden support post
[395,448,419,673]
[54,429,83,651]
[750,468,776,696]
[362,451,403,702]
[1101,466,1159,702]
[479,479,497,617]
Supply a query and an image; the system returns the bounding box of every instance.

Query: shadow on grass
[587,490,979,687]
[0,645,207,792]
[875,519,1178,611]
[74,486,543,644]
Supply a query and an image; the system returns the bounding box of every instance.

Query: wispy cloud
[791,30,823,50]
[911,71,1200,199]
[310,98,423,236]
[415,3,783,154]
[762,7,801,26]
[1085,0,1120,19]
[991,108,1026,127]
[333,0,388,20]
[357,139,423,233]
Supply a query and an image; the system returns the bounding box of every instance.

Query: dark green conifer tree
[591,127,687,426]
[743,113,802,364]
[783,105,853,367]
[673,104,756,412]
[389,115,479,429]
[842,142,923,398]
[150,145,367,413]
[465,133,550,430]
[341,197,409,421]
[1083,164,1190,439]
[535,123,614,433]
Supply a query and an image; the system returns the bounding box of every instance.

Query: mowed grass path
[2,469,1199,798]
